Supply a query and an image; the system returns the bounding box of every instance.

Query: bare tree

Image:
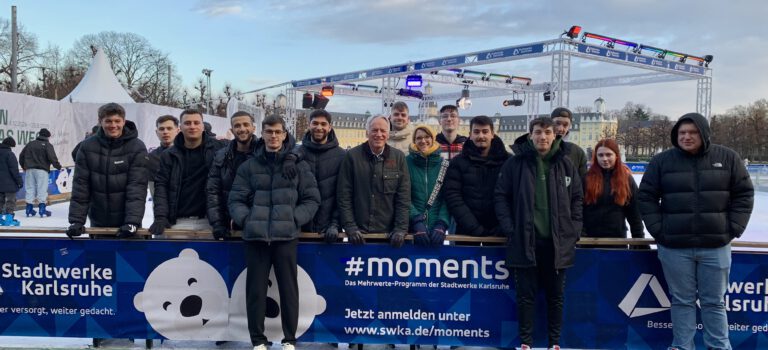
[0,18,42,91]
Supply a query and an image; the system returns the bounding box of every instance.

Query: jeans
[657,244,732,350]
[513,239,566,347]
[24,169,49,204]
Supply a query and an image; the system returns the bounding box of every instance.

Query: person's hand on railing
[430,220,448,246]
[388,230,406,248]
[116,224,138,238]
[347,230,366,245]
[66,223,85,239]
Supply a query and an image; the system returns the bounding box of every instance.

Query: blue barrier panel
[0,238,765,349]
[16,167,74,200]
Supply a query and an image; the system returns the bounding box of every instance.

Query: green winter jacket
[406,145,450,229]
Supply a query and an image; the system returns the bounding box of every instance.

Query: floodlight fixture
[357,84,380,92]
[405,75,423,88]
[703,55,713,67]
[507,76,532,86]
[320,85,334,97]
[564,25,582,39]
[487,73,512,81]
[301,92,313,109]
[462,69,487,79]
[543,90,552,102]
[397,88,424,99]
[456,86,471,110]
[582,32,638,50]
[502,99,524,107]
[640,44,667,59]
[312,93,329,109]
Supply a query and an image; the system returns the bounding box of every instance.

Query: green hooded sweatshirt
[529,137,561,239]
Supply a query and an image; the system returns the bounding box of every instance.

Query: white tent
[61,49,135,103]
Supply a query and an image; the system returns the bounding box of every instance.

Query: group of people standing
[0,99,750,350]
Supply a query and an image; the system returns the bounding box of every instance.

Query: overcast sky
[8,0,767,118]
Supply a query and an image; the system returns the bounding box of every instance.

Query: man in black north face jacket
[638,113,753,350]
[67,103,148,238]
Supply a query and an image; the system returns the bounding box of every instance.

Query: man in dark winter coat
[0,137,23,226]
[638,113,753,350]
[285,109,345,243]
[337,114,411,247]
[206,111,257,240]
[494,117,582,350]
[19,127,62,217]
[147,115,179,196]
[151,109,226,237]
[66,103,149,238]
[444,115,508,237]
[435,104,468,160]
[228,115,319,350]
[550,107,587,180]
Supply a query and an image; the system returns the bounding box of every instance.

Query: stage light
[462,69,487,79]
[405,75,423,88]
[583,32,638,50]
[502,99,523,107]
[543,91,552,102]
[302,92,313,109]
[397,88,424,99]
[456,87,471,110]
[640,44,666,59]
[321,85,334,97]
[312,93,329,109]
[704,55,713,67]
[564,25,582,39]
[357,84,380,92]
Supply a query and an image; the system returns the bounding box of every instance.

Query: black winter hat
[551,107,573,120]
[38,128,51,138]
[1,137,15,147]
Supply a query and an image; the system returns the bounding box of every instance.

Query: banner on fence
[0,239,765,349]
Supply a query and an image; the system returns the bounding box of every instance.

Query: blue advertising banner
[414,56,466,71]
[365,65,409,78]
[627,53,669,69]
[0,238,765,349]
[291,79,323,88]
[16,167,73,200]
[625,162,648,173]
[576,43,627,61]
[327,73,361,83]
[476,44,545,61]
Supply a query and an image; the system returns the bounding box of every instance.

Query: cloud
[195,0,245,17]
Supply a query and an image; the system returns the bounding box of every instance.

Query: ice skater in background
[0,137,23,226]
[19,128,61,217]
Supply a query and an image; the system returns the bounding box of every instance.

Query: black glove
[322,225,339,244]
[347,230,366,245]
[389,230,406,248]
[117,224,138,238]
[430,220,448,246]
[630,244,651,250]
[66,223,85,239]
[149,219,168,236]
[410,214,430,246]
[282,154,298,180]
[212,225,230,240]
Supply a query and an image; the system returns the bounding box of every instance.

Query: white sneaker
[254,345,268,350]
[519,345,531,350]
[282,343,296,350]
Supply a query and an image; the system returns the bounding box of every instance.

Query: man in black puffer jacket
[285,110,345,243]
[67,103,149,238]
[494,117,582,350]
[444,115,508,237]
[206,111,257,240]
[228,116,319,350]
[151,109,226,238]
[638,113,753,350]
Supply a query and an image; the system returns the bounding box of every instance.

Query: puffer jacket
[638,113,753,248]
[337,143,411,234]
[295,129,345,233]
[206,137,257,229]
[0,144,22,193]
[406,144,450,229]
[19,136,61,172]
[153,133,225,225]
[495,134,583,269]
[444,136,509,236]
[228,137,320,242]
[68,121,148,227]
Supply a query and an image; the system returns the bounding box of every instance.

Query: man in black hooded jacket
[66,103,149,238]
[444,115,508,237]
[638,113,753,350]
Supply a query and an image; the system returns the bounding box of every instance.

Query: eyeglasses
[262,129,284,136]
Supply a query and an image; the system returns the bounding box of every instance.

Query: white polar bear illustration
[228,265,327,342]
[134,249,229,340]
[55,168,73,194]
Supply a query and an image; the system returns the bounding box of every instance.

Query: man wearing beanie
[0,137,23,226]
[19,128,62,217]
[550,107,587,180]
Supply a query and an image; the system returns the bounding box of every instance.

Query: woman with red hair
[582,139,645,248]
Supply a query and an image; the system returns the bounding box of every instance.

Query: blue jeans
[24,169,49,204]
[657,244,732,350]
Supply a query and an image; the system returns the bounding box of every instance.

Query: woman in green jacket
[407,125,451,246]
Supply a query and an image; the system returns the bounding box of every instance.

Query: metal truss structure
[278,35,712,133]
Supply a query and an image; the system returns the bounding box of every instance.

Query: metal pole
[167,64,171,104]
[10,6,18,92]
